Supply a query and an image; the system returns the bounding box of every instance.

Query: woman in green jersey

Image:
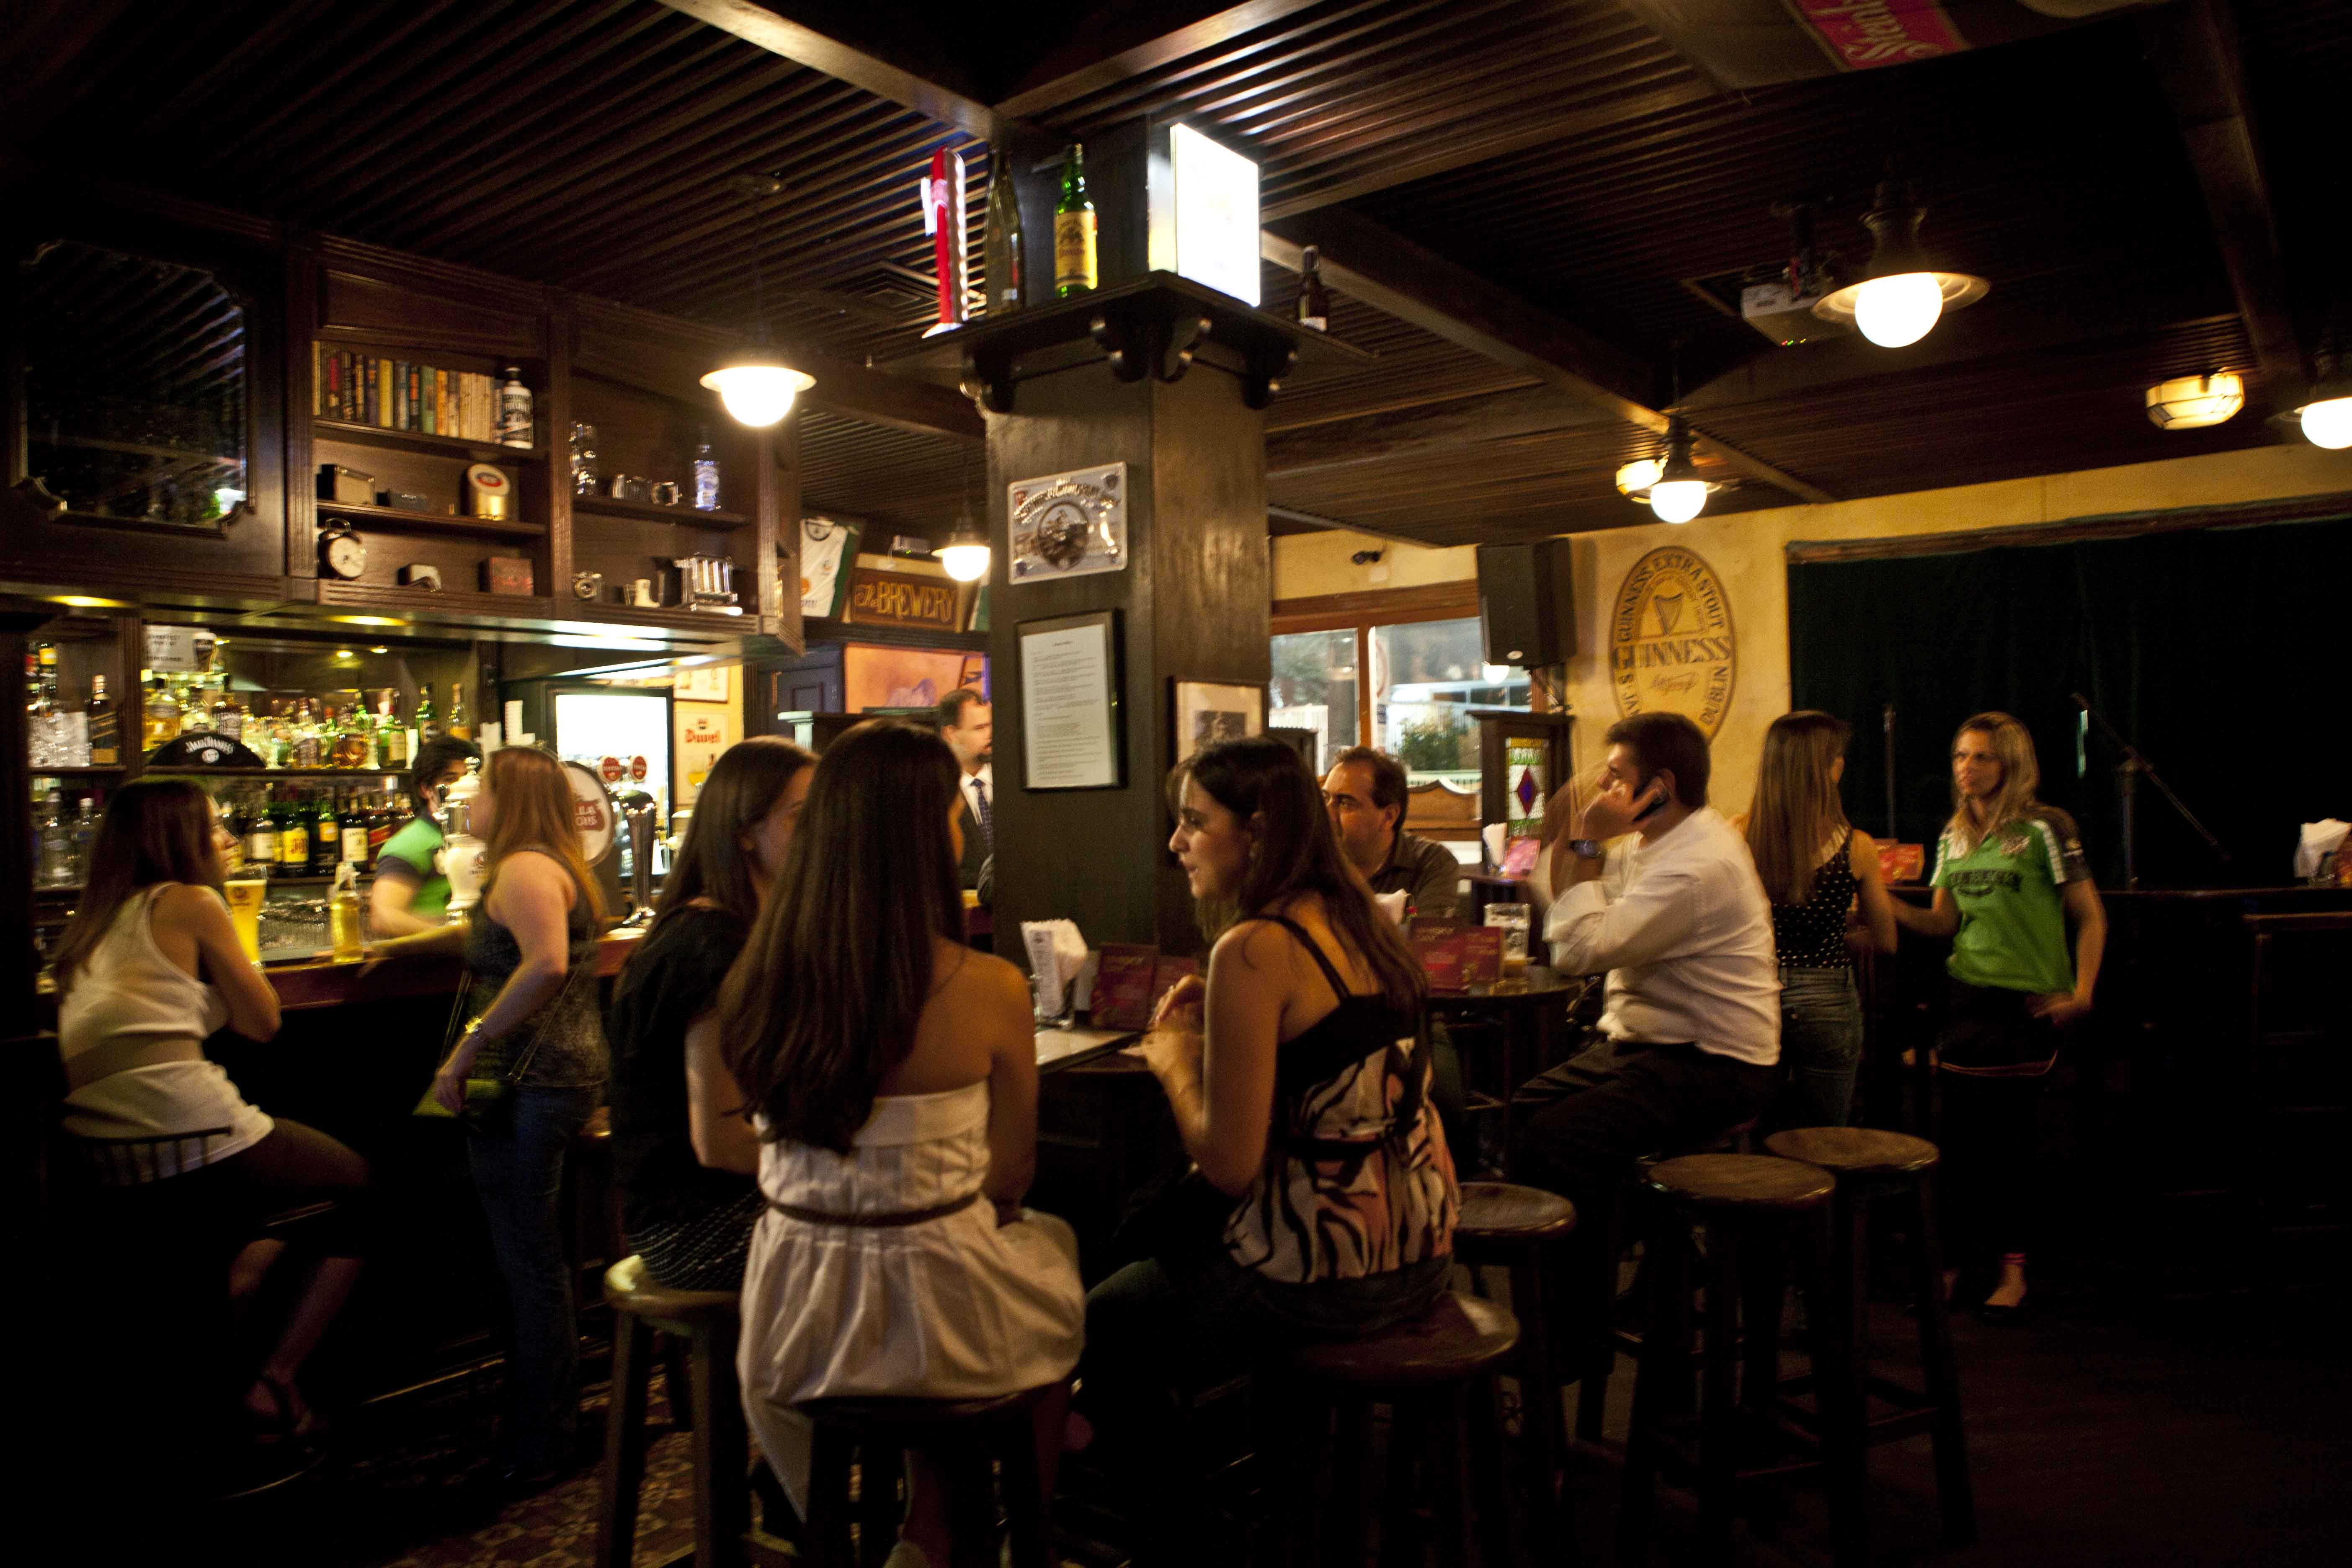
[1893,712,2106,1323]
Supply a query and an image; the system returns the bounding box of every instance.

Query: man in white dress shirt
[1510,712,1781,1336]
[939,688,994,938]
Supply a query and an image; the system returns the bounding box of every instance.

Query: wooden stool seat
[1646,1153,1834,1212]
[1763,1127,1937,1179]
[1287,1290,1521,1387]
[606,1252,737,1326]
[1456,1180,1577,1247]
[797,1386,1047,1434]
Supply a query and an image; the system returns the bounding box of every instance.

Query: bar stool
[1762,1127,1974,1544]
[796,1386,1054,1568]
[597,1255,749,1568]
[1276,1291,1522,1568]
[1574,1118,1758,1443]
[1617,1154,1864,1568]
[1454,1181,1577,1546]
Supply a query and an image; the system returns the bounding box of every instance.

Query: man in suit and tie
[939,687,994,948]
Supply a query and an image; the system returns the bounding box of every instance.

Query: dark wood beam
[1269,384,1612,480]
[2138,0,2304,398]
[996,0,1338,120]
[1267,503,1427,545]
[655,0,1001,139]
[1262,209,1836,504]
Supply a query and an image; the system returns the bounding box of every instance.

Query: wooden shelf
[316,498,544,539]
[563,601,753,634]
[30,765,129,777]
[313,419,544,463]
[161,766,408,779]
[573,495,748,529]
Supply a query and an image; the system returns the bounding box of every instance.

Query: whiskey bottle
[496,364,534,449]
[694,430,721,512]
[278,787,310,871]
[311,790,342,876]
[447,682,469,740]
[87,675,119,767]
[247,790,281,877]
[1054,143,1097,298]
[983,155,1024,315]
[143,676,181,752]
[338,790,369,868]
[416,685,440,745]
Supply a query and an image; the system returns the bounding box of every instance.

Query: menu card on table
[1411,919,1469,993]
[1091,943,1161,1031]
[1460,927,1503,985]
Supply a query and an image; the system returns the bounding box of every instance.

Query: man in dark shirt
[1323,745,1462,917]
[939,687,993,948]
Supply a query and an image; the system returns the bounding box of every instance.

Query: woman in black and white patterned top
[1740,712,1898,1128]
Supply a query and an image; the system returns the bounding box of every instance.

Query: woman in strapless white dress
[686,719,1082,1566]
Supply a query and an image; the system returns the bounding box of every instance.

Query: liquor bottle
[37,791,74,887]
[1053,143,1097,298]
[416,685,440,744]
[87,675,119,767]
[330,861,364,962]
[1296,244,1331,333]
[377,689,410,770]
[496,363,534,449]
[278,787,310,872]
[366,792,396,869]
[218,794,245,877]
[693,429,721,512]
[447,682,469,740]
[982,155,1024,315]
[69,796,96,883]
[211,682,243,741]
[311,790,342,875]
[143,676,180,752]
[338,790,369,867]
[247,789,280,877]
[295,700,324,768]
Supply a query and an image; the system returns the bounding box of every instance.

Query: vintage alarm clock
[465,462,513,520]
[317,523,367,580]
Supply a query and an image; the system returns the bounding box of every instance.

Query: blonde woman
[1739,712,1898,1129]
[1893,712,2106,1323]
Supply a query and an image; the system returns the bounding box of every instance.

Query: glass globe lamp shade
[1615,457,1665,497]
[1648,479,1708,524]
[2300,396,2352,450]
[700,361,815,428]
[2144,373,2244,431]
[936,542,991,582]
[1852,272,1946,348]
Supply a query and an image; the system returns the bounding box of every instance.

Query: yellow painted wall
[1271,441,2352,813]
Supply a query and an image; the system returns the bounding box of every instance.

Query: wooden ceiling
[5,0,2342,547]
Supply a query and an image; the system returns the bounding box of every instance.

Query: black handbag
[413,952,593,1133]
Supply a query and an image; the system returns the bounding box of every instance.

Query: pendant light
[2294,347,2352,449]
[1614,457,1665,498]
[1812,177,1989,348]
[935,449,991,582]
[1646,418,1714,524]
[2144,372,2244,430]
[702,173,814,428]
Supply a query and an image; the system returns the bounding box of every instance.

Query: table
[1424,966,1591,1164]
[1035,1025,1139,1073]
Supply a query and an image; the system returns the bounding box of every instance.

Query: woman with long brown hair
[1083,735,1458,1567]
[1739,711,1898,1128]
[1893,712,2106,1323]
[717,720,1081,1566]
[606,736,814,1291]
[371,744,609,1485]
[55,777,369,1445]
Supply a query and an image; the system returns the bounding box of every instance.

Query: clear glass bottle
[693,429,721,512]
[69,795,96,883]
[37,791,75,887]
[496,363,534,449]
[570,421,599,496]
[211,682,243,741]
[982,154,1024,316]
[143,676,180,753]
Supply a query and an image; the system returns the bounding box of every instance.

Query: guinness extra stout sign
[1609,546,1736,738]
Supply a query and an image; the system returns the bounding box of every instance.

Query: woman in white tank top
[53,778,371,1443]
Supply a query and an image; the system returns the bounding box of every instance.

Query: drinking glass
[223,877,266,966]
[1484,903,1532,975]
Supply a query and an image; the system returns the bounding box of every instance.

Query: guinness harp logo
[1609,546,1736,738]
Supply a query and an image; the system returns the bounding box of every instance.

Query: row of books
[312,345,501,441]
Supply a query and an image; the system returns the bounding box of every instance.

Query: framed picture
[1173,679,1265,758]
[1008,463,1127,582]
[1018,610,1124,790]
[673,665,732,703]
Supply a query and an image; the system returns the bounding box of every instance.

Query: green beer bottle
[1054,143,1096,298]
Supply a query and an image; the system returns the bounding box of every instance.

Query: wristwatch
[1569,838,1605,861]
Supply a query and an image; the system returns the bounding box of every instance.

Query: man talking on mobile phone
[1511,712,1781,1343]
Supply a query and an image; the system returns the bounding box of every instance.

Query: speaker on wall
[1476,540,1576,666]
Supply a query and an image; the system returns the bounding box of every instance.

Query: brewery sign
[1008,462,1127,582]
[846,567,962,631]
[1609,545,1736,738]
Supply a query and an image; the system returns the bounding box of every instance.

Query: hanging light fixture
[934,447,991,582]
[1614,457,1665,498]
[1646,418,1715,524]
[2293,347,2352,450]
[2144,372,2245,431]
[1812,177,1990,349]
[702,173,814,428]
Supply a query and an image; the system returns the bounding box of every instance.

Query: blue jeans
[467,1084,599,1470]
[1768,966,1864,1131]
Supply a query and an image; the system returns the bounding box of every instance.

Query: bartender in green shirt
[369,736,482,935]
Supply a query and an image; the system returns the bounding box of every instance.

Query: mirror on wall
[17,239,250,529]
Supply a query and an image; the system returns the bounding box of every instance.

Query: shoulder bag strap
[495,940,596,1086]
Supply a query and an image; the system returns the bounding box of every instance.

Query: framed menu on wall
[1018,609,1123,791]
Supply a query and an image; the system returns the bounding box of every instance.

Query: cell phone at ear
[1633,778,1671,822]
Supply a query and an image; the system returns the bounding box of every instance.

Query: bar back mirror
[18,239,250,530]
